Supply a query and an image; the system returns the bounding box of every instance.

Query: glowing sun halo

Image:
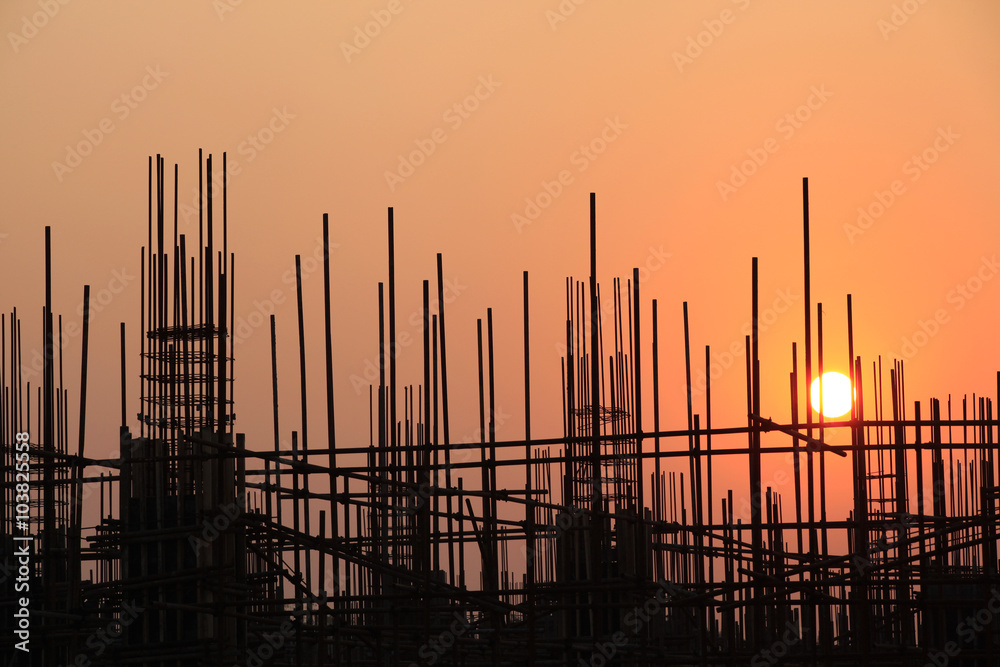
[810,372,853,418]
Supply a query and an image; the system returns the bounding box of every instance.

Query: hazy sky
[3,1,1000,521]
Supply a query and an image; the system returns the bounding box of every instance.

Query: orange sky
[3,1,1000,526]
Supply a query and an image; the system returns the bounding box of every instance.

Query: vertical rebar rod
[322,213,341,603]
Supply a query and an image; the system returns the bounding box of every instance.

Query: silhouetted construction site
[2,154,1000,665]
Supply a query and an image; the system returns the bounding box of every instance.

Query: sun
[810,371,853,418]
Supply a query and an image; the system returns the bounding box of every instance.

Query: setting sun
[810,371,853,418]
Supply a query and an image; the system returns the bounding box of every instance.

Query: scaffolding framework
[2,159,1000,665]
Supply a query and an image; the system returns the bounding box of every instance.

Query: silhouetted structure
[2,156,999,665]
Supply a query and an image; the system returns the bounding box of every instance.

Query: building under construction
[2,154,1000,665]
